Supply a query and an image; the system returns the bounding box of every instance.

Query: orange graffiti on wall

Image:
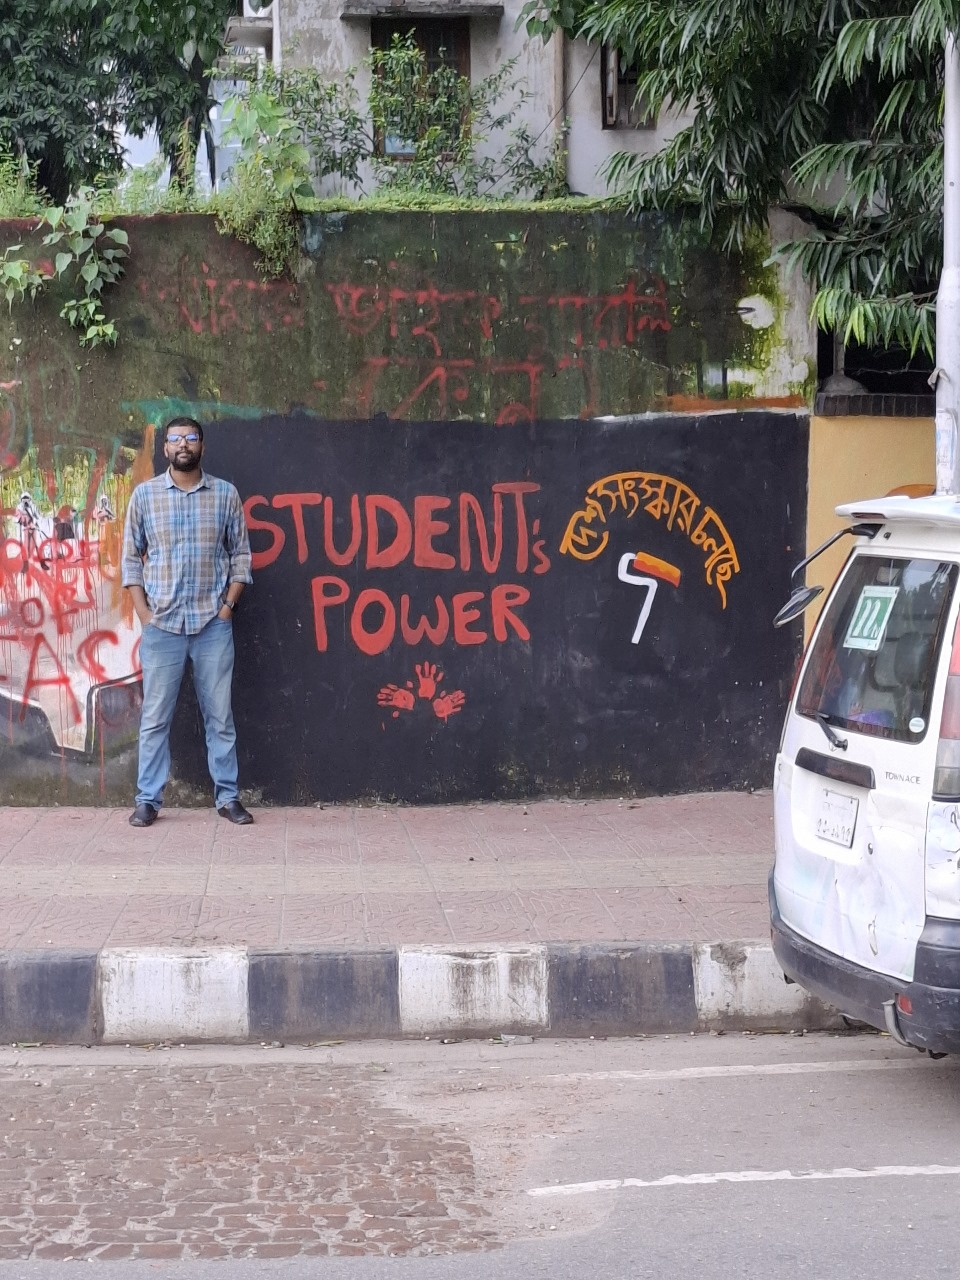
[560,472,740,607]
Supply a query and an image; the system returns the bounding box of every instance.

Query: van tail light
[934,617,960,798]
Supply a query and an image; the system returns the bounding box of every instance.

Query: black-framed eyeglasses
[167,433,201,445]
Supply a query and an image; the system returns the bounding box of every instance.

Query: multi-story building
[224,0,692,198]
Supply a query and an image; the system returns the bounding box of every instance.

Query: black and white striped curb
[0,942,839,1045]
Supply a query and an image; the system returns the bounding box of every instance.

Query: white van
[772,494,960,1056]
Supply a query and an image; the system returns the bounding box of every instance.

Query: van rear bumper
[770,873,960,1055]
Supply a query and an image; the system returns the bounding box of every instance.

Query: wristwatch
[223,599,237,611]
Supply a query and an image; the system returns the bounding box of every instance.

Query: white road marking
[546,1057,947,1084]
[529,1165,960,1197]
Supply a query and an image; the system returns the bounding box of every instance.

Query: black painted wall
[167,410,807,803]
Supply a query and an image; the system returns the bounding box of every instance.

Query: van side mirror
[773,521,880,629]
[773,584,824,628]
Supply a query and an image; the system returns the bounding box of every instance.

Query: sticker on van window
[909,717,926,734]
[843,585,899,652]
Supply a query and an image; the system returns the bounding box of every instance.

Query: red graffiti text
[243,483,551,657]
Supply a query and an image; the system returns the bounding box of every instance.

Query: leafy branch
[0,246,47,309]
[519,0,960,357]
[0,188,129,347]
[215,90,315,277]
[42,190,130,347]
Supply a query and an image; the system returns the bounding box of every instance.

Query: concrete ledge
[0,942,840,1044]
[547,943,698,1036]
[398,945,549,1035]
[694,942,842,1031]
[100,947,249,1044]
[0,951,98,1044]
[249,949,400,1040]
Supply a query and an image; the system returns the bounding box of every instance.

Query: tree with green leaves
[522,0,960,356]
[0,1,124,204]
[108,0,236,189]
[0,0,233,203]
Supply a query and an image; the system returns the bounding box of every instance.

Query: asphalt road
[1,1032,959,1278]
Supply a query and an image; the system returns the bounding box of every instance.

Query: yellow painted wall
[804,415,935,635]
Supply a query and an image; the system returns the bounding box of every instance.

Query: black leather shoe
[129,803,158,828]
[218,800,254,825]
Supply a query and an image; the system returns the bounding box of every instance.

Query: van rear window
[797,556,957,742]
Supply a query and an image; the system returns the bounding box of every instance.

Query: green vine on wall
[0,189,129,348]
[0,247,46,308]
[215,91,312,278]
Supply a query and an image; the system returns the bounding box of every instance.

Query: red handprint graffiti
[377,681,416,718]
[433,690,465,722]
[377,666,466,723]
[415,661,443,699]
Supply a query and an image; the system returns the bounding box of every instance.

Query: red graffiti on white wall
[0,358,146,761]
[0,486,141,755]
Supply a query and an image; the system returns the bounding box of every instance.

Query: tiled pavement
[0,1058,498,1261]
[0,790,774,950]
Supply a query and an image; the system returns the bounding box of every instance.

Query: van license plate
[816,789,858,848]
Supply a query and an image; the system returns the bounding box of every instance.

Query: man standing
[122,416,254,827]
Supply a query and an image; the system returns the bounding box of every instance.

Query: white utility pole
[936,32,960,493]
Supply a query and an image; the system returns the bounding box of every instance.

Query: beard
[171,453,200,472]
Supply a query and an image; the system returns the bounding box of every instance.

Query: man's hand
[218,605,234,621]
[128,586,153,629]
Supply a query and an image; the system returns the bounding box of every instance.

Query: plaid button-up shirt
[122,469,253,635]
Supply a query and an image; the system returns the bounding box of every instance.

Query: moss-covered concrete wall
[0,211,811,804]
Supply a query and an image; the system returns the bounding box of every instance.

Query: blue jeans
[136,616,240,809]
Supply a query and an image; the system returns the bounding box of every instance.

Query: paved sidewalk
[0,791,773,950]
[0,790,834,1045]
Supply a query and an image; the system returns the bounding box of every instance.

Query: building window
[371,18,470,77]
[600,44,655,130]
[370,18,471,158]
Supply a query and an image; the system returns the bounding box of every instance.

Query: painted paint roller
[631,552,682,588]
